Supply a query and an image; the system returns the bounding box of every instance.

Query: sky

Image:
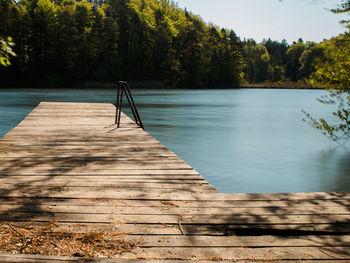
[174,0,349,44]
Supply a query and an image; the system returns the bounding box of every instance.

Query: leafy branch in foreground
[0,37,15,67]
[303,33,350,142]
[331,0,350,28]
[302,105,350,142]
[302,0,350,142]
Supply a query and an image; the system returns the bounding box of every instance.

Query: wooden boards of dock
[0,101,349,262]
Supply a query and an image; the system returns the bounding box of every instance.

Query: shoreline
[0,81,323,90]
[239,83,321,90]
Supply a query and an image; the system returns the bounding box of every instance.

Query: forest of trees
[241,37,345,85]
[0,0,244,88]
[0,0,348,90]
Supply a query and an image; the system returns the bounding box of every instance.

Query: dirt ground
[0,223,138,258]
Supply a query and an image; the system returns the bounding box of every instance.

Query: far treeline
[0,0,348,88]
[241,36,347,86]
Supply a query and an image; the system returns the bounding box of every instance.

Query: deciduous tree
[303,0,350,142]
[0,37,15,67]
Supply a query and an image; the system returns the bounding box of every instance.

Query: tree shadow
[0,103,350,260]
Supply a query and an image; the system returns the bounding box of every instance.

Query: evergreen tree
[286,39,305,81]
[1,0,244,88]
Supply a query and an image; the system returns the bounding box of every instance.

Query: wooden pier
[0,102,349,262]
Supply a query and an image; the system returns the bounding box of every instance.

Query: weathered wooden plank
[0,182,214,190]
[0,142,174,149]
[0,254,349,263]
[0,204,349,215]
[0,178,203,184]
[1,197,349,208]
[3,129,143,134]
[27,114,119,118]
[0,185,348,200]
[13,124,137,129]
[2,187,350,201]
[0,157,186,166]
[0,148,176,154]
[0,145,172,150]
[0,224,349,248]
[29,108,117,112]
[21,119,123,124]
[0,153,178,158]
[0,254,233,263]
[1,181,210,187]
[1,132,154,138]
[6,126,140,131]
[0,142,159,147]
[19,121,128,125]
[101,247,350,260]
[0,179,207,185]
[0,150,179,158]
[0,177,204,184]
[0,139,162,145]
[36,102,115,107]
[0,162,193,170]
[87,235,350,247]
[3,126,141,131]
[0,187,217,200]
[0,184,215,192]
[0,139,164,144]
[0,174,203,180]
[2,212,350,225]
[0,169,200,176]
[13,124,138,130]
[0,156,183,161]
[22,116,124,120]
[9,221,350,235]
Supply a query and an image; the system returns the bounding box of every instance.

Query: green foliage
[242,39,272,83]
[301,0,350,142]
[0,37,15,67]
[309,34,350,91]
[286,39,306,81]
[331,0,350,28]
[242,38,313,84]
[0,0,244,87]
[303,33,350,142]
[299,43,325,79]
[241,37,335,85]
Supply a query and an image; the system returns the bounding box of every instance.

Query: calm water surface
[0,88,349,193]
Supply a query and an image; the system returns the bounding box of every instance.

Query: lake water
[0,88,349,193]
